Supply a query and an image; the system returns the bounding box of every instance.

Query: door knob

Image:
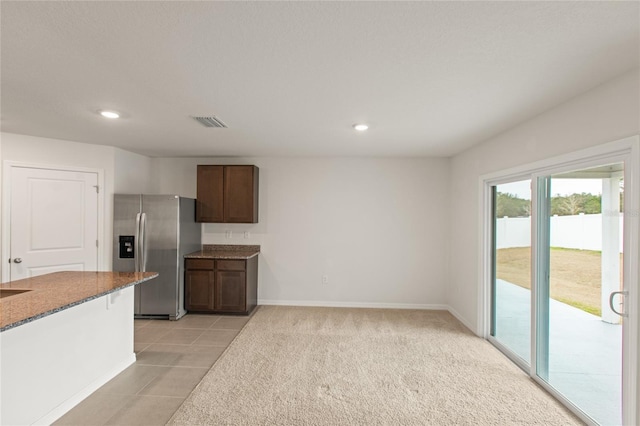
[13,258,23,263]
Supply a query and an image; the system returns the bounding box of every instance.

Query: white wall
[151,157,450,308]
[0,136,3,279]
[1,132,116,175]
[114,148,152,194]
[1,134,448,308]
[448,69,640,332]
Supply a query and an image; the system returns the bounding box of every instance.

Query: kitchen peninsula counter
[0,271,158,332]
[1,271,158,425]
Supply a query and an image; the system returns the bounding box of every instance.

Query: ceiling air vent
[191,116,228,128]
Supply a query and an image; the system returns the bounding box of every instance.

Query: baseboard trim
[446,305,476,334]
[259,299,449,311]
[258,300,478,335]
[36,353,136,425]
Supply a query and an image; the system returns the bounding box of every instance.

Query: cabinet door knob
[13,258,23,263]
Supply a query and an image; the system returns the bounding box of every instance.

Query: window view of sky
[499,179,603,200]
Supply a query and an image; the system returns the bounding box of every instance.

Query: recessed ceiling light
[353,123,369,131]
[99,110,120,119]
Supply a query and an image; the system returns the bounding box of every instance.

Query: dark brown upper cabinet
[196,165,224,222]
[196,165,259,223]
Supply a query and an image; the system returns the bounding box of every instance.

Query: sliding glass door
[487,143,637,426]
[535,164,625,425]
[491,180,532,366]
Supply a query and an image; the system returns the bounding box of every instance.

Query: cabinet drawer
[216,260,245,271]
[185,259,214,270]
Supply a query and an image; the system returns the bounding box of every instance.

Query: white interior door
[9,166,98,280]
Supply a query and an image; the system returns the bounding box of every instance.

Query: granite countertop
[0,271,158,332]
[185,244,261,260]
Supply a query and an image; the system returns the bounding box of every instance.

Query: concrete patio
[494,279,622,425]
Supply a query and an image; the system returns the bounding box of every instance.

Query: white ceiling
[1,1,638,158]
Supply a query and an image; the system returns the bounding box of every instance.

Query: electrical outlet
[244,231,250,239]
[225,230,232,239]
[322,275,329,284]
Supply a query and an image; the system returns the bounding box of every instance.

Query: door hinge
[96,240,99,248]
[93,185,100,193]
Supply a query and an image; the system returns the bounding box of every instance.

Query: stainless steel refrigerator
[113,194,201,320]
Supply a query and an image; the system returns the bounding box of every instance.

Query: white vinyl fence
[496,213,623,252]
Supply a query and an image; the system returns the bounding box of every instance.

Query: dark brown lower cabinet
[185,256,258,315]
[215,270,246,312]
[185,269,215,311]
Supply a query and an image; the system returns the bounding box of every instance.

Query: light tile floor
[54,313,254,426]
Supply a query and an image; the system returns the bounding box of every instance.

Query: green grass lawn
[496,247,619,316]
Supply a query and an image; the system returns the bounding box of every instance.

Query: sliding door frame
[479,136,639,425]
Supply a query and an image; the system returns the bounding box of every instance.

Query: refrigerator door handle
[140,212,147,272]
[135,212,141,272]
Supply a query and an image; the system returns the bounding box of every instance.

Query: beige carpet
[168,306,581,425]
